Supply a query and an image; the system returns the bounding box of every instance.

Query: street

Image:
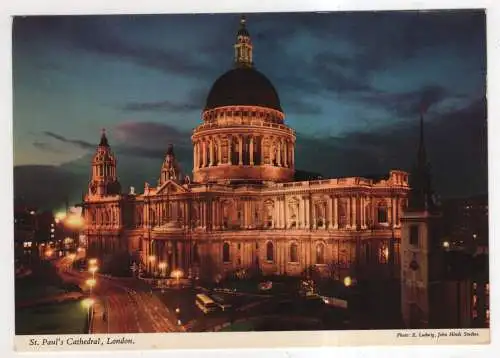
[56,256,183,333]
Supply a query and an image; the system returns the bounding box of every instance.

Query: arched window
[223,242,230,263]
[377,203,388,224]
[266,241,274,261]
[290,243,298,263]
[316,243,325,264]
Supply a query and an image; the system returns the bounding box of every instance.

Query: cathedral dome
[204,67,282,112]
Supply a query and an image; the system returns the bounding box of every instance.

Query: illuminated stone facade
[83,17,410,282]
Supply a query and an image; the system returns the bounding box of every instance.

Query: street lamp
[443,241,450,249]
[344,276,352,287]
[81,298,95,333]
[159,261,167,277]
[171,269,184,286]
[86,278,96,294]
[89,265,98,279]
[148,255,156,276]
[88,258,98,266]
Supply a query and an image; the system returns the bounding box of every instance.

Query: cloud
[32,141,62,153]
[121,100,200,113]
[356,84,451,118]
[285,98,323,115]
[295,97,487,198]
[44,131,94,150]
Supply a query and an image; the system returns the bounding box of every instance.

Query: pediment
[156,180,189,195]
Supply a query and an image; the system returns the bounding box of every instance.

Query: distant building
[400,113,489,329]
[441,195,488,249]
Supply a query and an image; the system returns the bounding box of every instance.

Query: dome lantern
[234,15,253,68]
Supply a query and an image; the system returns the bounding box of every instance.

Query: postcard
[10,6,490,353]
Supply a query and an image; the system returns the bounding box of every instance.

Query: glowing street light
[89,265,99,279]
[344,276,352,287]
[443,241,450,249]
[88,258,98,266]
[171,269,184,286]
[81,298,95,309]
[86,278,96,294]
[158,261,167,277]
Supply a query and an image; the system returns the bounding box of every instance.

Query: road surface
[55,257,183,334]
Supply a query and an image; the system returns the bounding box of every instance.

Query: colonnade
[193,134,294,169]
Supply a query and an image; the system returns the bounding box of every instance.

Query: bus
[195,293,218,314]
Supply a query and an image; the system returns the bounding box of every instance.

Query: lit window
[486,283,489,295]
[473,282,478,290]
[486,309,490,324]
[472,295,477,307]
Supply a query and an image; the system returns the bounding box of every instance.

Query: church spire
[99,128,109,147]
[408,110,436,212]
[234,15,253,68]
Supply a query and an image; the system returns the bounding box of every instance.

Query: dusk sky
[12,11,487,209]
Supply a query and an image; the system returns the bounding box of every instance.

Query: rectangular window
[410,225,419,246]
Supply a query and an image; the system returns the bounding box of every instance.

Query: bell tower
[89,129,121,197]
[159,144,183,185]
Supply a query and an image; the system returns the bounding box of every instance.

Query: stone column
[360,196,365,229]
[392,197,397,228]
[283,197,288,229]
[285,142,288,167]
[249,137,254,165]
[298,198,304,229]
[312,200,317,229]
[238,136,243,165]
[209,139,214,167]
[328,195,333,229]
[280,199,285,229]
[202,141,207,168]
[217,137,222,165]
[306,197,311,229]
[200,201,205,229]
[333,196,338,229]
[291,145,295,167]
[261,136,266,165]
[227,137,232,165]
[276,141,281,167]
[193,141,197,169]
[212,201,216,230]
[352,196,357,230]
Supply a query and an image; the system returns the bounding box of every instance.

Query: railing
[192,119,296,136]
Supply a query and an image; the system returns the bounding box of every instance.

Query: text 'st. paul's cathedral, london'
[83,17,410,282]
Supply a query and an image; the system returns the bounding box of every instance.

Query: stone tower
[400,111,442,328]
[88,129,121,197]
